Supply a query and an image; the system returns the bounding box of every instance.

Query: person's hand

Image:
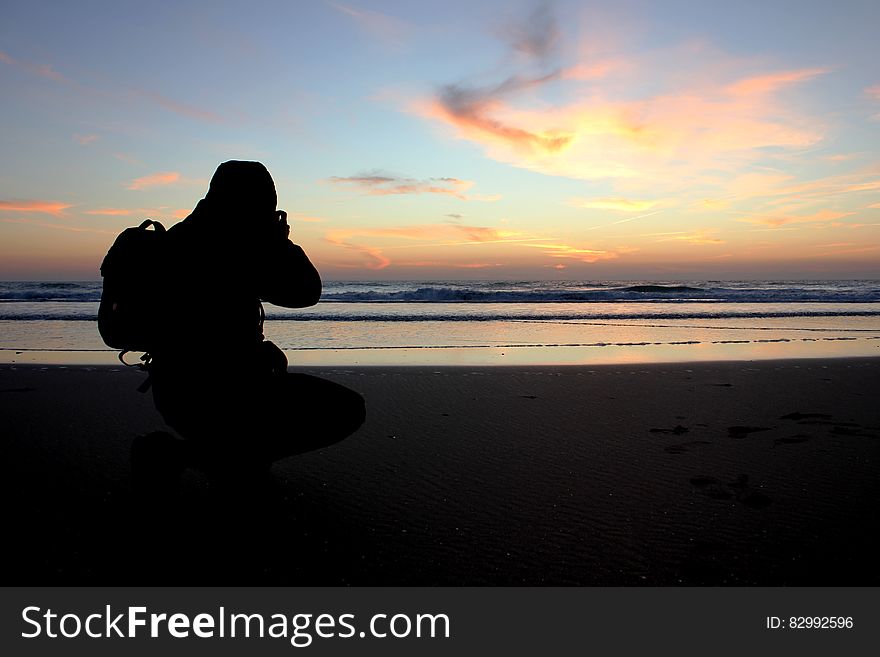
[276,210,290,239]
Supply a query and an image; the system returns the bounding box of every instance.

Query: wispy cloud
[720,167,880,207]
[288,212,324,223]
[321,219,640,269]
[0,49,69,82]
[423,73,573,156]
[85,206,191,219]
[323,230,392,269]
[112,152,142,166]
[408,5,831,195]
[496,1,560,61]
[325,223,525,245]
[813,244,880,257]
[0,200,71,216]
[323,222,539,269]
[454,262,503,269]
[126,171,181,190]
[330,2,411,48]
[327,172,499,200]
[525,242,636,263]
[1,217,114,235]
[740,209,854,227]
[569,197,664,212]
[2,48,223,127]
[85,208,132,216]
[138,90,223,123]
[655,230,725,245]
[415,64,827,183]
[73,133,99,146]
[724,68,829,96]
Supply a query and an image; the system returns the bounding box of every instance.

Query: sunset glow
[1,0,878,279]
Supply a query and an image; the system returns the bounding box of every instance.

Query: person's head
[204,160,277,216]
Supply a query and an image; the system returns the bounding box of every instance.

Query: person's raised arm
[258,212,322,308]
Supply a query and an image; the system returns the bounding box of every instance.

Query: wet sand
[2,358,879,584]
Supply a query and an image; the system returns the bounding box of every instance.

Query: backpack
[98,219,169,370]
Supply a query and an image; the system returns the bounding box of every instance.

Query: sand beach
[3,358,878,585]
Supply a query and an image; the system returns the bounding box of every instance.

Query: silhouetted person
[146,161,365,474]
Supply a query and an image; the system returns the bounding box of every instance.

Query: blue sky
[2,0,879,279]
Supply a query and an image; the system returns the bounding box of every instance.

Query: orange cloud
[656,231,725,245]
[289,212,323,223]
[560,60,622,81]
[865,85,880,101]
[86,208,132,216]
[113,152,142,165]
[415,72,826,185]
[1,217,114,235]
[326,223,525,246]
[525,242,632,263]
[327,173,498,200]
[322,222,542,270]
[741,209,855,227]
[323,231,391,270]
[126,172,181,190]
[844,180,880,192]
[813,245,880,257]
[419,76,574,157]
[724,68,829,96]
[140,91,223,123]
[408,8,831,197]
[570,197,663,212]
[711,166,880,211]
[0,200,71,216]
[0,49,68,82]
[74,134,99,145]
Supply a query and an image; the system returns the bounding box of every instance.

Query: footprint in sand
[650,424,689,435]
[774,434,811,445]
[727,426,773,438]
[689,476,732,500]
[780,412,831,421]
[831,425,879,438]
[664,440,711,454]
[689,474,772,509]
[781,412,879,439]
[739,491,773,509]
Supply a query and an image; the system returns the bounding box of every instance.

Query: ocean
[2,280,879,365]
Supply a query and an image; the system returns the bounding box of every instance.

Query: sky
[1,0,879,280]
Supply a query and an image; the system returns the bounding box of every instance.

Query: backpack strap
[119,350,154,393]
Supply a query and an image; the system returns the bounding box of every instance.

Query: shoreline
[4,353,880,370]
[2,333,879,367]
[3,357,879,584]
